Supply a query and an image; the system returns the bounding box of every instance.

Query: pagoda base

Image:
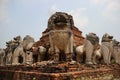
[0,62,120,80]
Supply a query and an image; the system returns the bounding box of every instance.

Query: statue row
[0,33,120,66]
[0,35,35,66]
[76,33,120,65]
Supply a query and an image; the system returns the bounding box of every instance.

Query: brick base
[0,64,120,80]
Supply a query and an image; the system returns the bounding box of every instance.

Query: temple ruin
[0,12,120,80]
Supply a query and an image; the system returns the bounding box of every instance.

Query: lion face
[47,12,74,30]
[14,36,21,41]
[113,39,120,46]
[102,33,113,42]
[86,33,99,45]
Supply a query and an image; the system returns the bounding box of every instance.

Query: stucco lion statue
[94,33,114,65]
[76,33,99,65]
[47,12,74,62]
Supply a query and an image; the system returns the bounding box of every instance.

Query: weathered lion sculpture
[12,36,25,65]
[112,39,120,64]
[0,48,5,66]
[76,33,99,65]
[47,12,74,62]
[12,35,34,65]
[94,33,114,65]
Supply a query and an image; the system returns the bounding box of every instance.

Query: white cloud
[49,5,89,29]
[90,0,100,4]
[69,8,89,28]
[90,0,120,24]
[49,4,59,15]
[89,0,111,5]
[102,0,120,23]
[16,0,54,6]
[0,0,9,22]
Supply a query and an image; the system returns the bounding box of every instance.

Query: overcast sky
[0,0,120,48]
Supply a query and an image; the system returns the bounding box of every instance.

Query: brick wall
[34,26,84,48]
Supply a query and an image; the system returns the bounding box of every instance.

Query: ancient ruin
[0,12,120,80]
